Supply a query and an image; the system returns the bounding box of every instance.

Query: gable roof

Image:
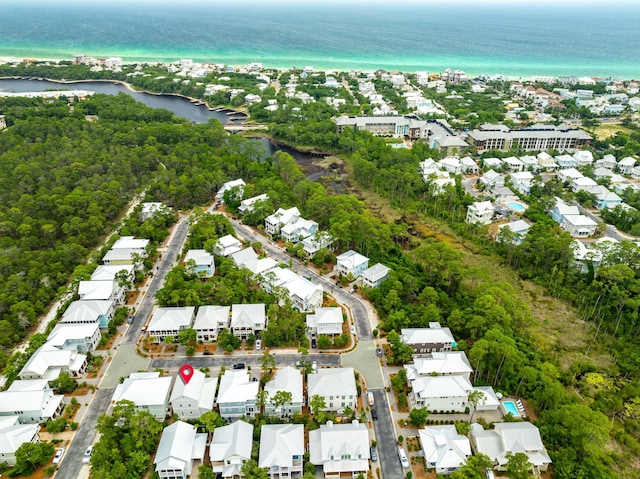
[46,323,99,349]
[264,367,304,405]
[309,421,370,469]
[308,367,357,398]
[148,307,195,332]
[411,375,473,399]
[111,236,149,250]
[77,280,116,301]
[362,263,391,283]
[259,424,304,469]
[419,425,471,470]
[61,300,112,323]
[112,372,173,407]
[336,250,369,269]
[401,325,455,345]
[20,343,86,380]
[210,420,253,462]
[193,305,230,331]
[169,369,217,411]
[184,249,214,267]
[91,264,134,281]
[405,352,472,379]
[0,420,39,457]
[155,421,198,475]
[231,303,266,329]
[217,369,259,404]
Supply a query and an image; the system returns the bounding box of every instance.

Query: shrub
[45,417,68,433]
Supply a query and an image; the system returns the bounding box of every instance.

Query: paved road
[55,388,114,479]
[123,217,190,344]
[149,352,341,370]
[227,218,373,340]
[370,389,404,479]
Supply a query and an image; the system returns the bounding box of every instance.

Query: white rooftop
[217,369,259,404]
[148,307,195,332]
[259,424,304,470]
[112,372,173,408]
[308,367,357,398]
[264,366,304,405]
[111,236,149,250]
[336,250,369,269]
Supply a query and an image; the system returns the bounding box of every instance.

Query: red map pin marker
[179,364,194,385]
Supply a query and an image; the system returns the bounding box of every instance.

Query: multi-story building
[467,124,591,151]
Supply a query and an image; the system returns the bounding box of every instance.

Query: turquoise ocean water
[1,1,639,79]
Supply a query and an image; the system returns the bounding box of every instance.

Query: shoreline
[0,75,248,118]
[1,56,638,82]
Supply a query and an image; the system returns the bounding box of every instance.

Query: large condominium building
[467,123,591,152]
[334,115,468,152]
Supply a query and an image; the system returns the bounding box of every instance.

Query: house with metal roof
[213,234,243,257]
[209,420,253,478]
[307,367,357,413]
[0,416,41,466]
[309,420,370,478]
[466,202,494,225]
[19,344,87,381]
[193,305,230,342]
[155,421,207,479]
[216,369,259,419]
[230,303,266,339]
[46,322,101,352]
[409,375,473,412]
[170,369,217,420]
[404,352,473,381]
[147,307,195,343]
[497,220,531,245]
[401,323,455,356]
[335,250,369,278]
[306,307,343,337]
[215,178,246,203]
[0,380,64,424]
[61,300,113,328]
[112,372,173,420]
[184,249,215,278]
[361,263,391,288]
[259,424,304,478]
[419,425,471,475]
[264,367,304,417]
[262,268,324,312]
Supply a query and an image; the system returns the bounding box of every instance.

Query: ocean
[2,0,640,79]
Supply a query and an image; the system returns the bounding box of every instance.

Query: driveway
[55,388,113,479]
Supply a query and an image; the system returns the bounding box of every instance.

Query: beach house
[147,307,195,343]
[112,372,173,420]
[209,420,253,478]
[466,201,494,225]
[193,305,230,342]
[230,303,266,339]
[361,263,391,288]
[307,367,357,413]
[184,249,215,277]
[259,424,304,479]
[309,420,370,479]
[306,307,344,337]
[169,369,217,419]
[263,366,304,417]
[335,250,369,278]
[154,421,207,479]
[216,369,259,419]
[401,323,456,356]
[419,425,471,475]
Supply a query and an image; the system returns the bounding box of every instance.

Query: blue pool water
[508,202,526,212]
[503,401,521,417]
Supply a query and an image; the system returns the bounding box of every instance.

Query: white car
[83,445,93,464]
[311,361,317,374]
[53,447,65,465]
[398,447,410,469]
[255,339,261,350]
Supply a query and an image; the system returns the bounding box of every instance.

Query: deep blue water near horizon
[1,1,640,78]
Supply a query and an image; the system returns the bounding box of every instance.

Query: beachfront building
[361,263,391,288]
[216,369,259,419]
[466,201,494,225]
[209,421,253,478]
[193,305,230,342]
[170,369,217,420]
[259,424,304,479]
[335,250,369,278]
[0,380,64,424]
[467,123,591,151]
[154,421,207,479]
[309,420,370,479]
[112,372,173,420]
[263,367,304,417]
[401,323,455,356]
[306,307,344,337]
[147,307,195,343]
[307,367,357,413]
[419,425,471,475]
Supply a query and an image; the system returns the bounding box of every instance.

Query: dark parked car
[370,446,378,462]
[371,408,378,420]
[127,315,134,324]
[233,363,245,369]
[376,347,383,357]
[203,349,211,355]
[311,338,317,348]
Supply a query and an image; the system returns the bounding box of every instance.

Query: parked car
[376,347,383,357]
[83,445,93,464]
[398,447,410,469]
[203,349,211,355]
[127,315,134,324]
[311,361,318,374]
[370,446,378,462]
[371,408,378,420]
[255,339,262,350]
[233,363,245,369]
[311,338,317,348]
[53,447,65,465]
[350,325,356,335]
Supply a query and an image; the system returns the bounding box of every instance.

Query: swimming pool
[502,400,521,417]
[507,202,526,212]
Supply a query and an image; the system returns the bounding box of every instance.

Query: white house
[193,305,230,342]
[309,420,370,479]
[19,344,87,381]
[0,380,64,424]
[460,156,479,174]
[238,193,269,214]
[184,249,215,278]
[632,166,640,180]
[170,369,217,419]
[262,268,324,312]
[335,250,369,278]
[493,186,517,203]
[307,367,357,413]
[264,367,304,417]
[497,220,531,245]
[557,168,583,184]
[306,307,343,337]
[419,425,471,475]
[510,171,534,196]
[595,154,617,170]
[102,248,144,266]
[560,215,598,238]
[78,280,125,304]
[470,422,552,473]
[231,248,278,277]
[438,157,462,174]
[61,300,113,328]
[502,156,524,171]
[140,202,170,221]
[472,386,501,411]
[483,157,503,170]
[147,307,195,343]
[519,155,539,170]
[112,372,173,420]
[215,178,246,204]
[216,369,259,419]
[361,263,391,288]
[90,264,135,284]
[401,323,455,356]
[209,420,253,478]
[617,157,637,175]
[409,375,473,412]
[570,176,598,193]
[302,232,334,258]
[0,416,40,466]
[404,352,473,381]
[259,424,304,479]
[554,154,577,169]
[573,150,594,166]
[46,322,101,352]
[230,303,266,339]
[265,207,301,236]
[466,201,494,225]
[111,236,150,252]
[155,421,207,479]
[280,216,318,245]
[213,234,243,257]
[479,170,504,190]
